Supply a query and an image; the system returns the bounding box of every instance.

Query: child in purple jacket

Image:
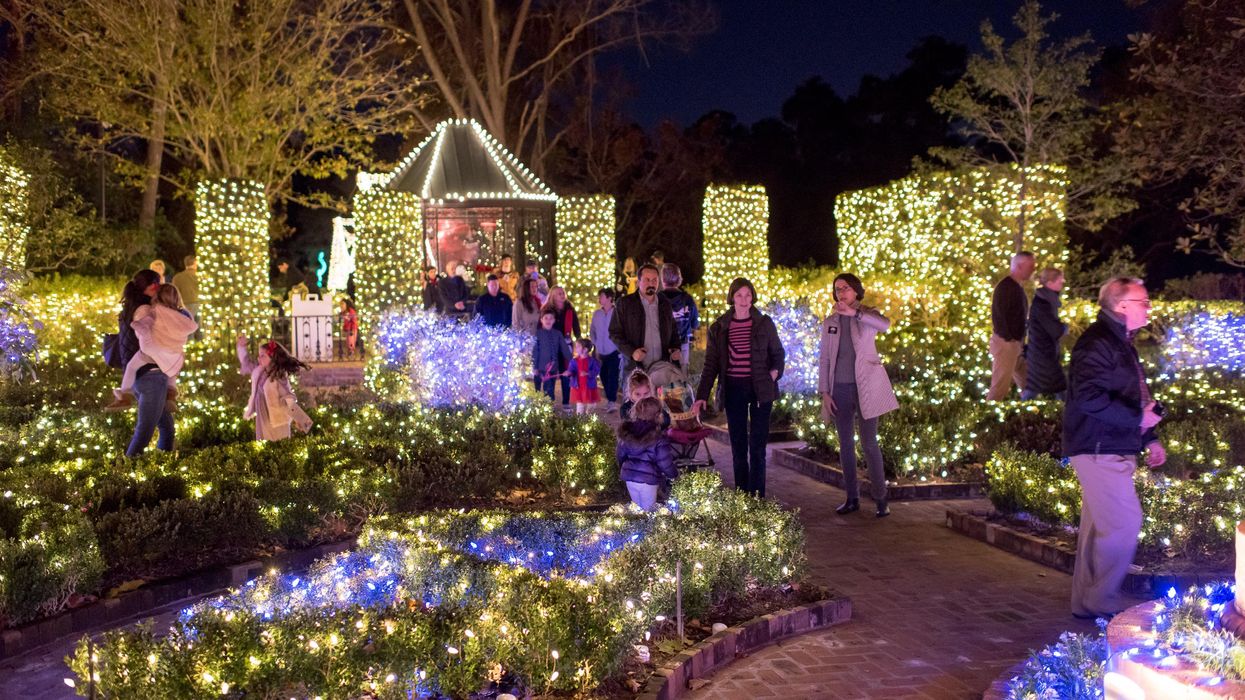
[616,397,678,511]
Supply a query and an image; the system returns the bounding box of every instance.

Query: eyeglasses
[833,286,852,293]
[1121,298,1152,308]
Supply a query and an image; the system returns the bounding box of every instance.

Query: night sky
[608,0,1147,127]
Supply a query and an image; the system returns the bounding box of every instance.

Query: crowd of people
[109,247,1168,619]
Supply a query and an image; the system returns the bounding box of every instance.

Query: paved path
[686,438,1102,700]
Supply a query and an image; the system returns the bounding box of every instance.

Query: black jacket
[475,292,512,328]
[439,276,471,311]
[1025,287,1068,395]
[1063,311,1158,457]
[991,276,1028,342]
[697,307,785,405]
[659,288,699,343]
[422,278,443,312]
[609,292,681,363]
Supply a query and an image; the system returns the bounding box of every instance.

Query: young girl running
[106,283,197,412]
[236,335,314,441]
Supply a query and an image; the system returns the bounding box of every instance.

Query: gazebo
[383,118,558,281]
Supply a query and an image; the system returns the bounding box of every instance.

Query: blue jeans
[126,369,175,457]
[723,377,772,497]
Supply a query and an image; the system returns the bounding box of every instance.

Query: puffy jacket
[697,307,785,405]
[1063,310,1158,457]
[616,420,677,485]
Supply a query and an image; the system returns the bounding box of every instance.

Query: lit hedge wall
[555,194,615,310]
[0,145,29,271]
[353,185,422,333]
[195,179,271,341]
[836,165,1068,329]
[702,184,769,309]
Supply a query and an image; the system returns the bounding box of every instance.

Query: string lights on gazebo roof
[383,118,558,203]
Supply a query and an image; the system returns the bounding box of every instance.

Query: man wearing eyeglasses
[1065,277,1166,620]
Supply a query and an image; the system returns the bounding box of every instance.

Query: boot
[835,498,859,515]
[876,500,891,518]
[104,392,134,412]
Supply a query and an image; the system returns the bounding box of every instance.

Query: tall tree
[1124,0,1245,268]
[929,0,1135,250]
[23,0,426,223]
[400,0,713,175]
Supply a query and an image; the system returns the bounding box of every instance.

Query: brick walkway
[686,438,1107,700]
[0,429,1110,700]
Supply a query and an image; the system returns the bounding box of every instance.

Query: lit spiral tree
[555,195,616,310]
[352,182,422,335]
[195,179,271,342]
[0,145,30,271]
[702,184,769,310]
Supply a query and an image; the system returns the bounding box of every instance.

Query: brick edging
[0,538,356,660]
[635,596,852,700]
[763,442,986,501]
[945,508,1231,596]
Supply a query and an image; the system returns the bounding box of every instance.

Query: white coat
[817,306,899,421]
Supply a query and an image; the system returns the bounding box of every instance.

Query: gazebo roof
[383,118,557,203]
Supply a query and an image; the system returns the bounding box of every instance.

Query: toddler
[106,284,197,412]
[616,397,678,512]
[568,338,602,414]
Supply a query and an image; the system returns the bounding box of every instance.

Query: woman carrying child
[616,396,678,512]
[107,283,198,413]
[236,335,314,441]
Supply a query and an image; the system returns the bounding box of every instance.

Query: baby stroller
[647,360,715,474]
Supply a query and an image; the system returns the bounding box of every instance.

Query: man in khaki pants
[1064,278,1166,619]
[987,252,1035,400]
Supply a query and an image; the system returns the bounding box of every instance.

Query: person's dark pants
[560,375,571,406]
[538,377,558,402]
[1021,388,1066,401]
[723,376,773,497]
[599,351,621,403]
[126,370,175,457]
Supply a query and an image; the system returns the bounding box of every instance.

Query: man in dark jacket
[1022,267,1068,400]
[609,263,682,380]
[987,251,1035,400]
[659,263,699,366]
[1065,277,1166,619]
[439,261,471,317]
[475,275,512,328]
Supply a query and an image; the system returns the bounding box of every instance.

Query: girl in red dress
[569,338,602,414]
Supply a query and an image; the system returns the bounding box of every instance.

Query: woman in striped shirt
[695,278,785,497]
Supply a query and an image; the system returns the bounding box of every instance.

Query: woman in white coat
[817,273,900,517]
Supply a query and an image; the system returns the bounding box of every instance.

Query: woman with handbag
[693,278,785,498]
[817,273,899,517]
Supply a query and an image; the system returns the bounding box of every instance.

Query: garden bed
[946,508,1233,596]
[769,445,987,500]
[68,472,813,699]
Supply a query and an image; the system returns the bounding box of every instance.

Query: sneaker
[606,402,618,412]
[104,394,134,412]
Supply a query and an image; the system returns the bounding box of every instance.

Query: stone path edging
[945,508,1231,597]
[636,596,852,700]
[761,440,986,501]
[1106,598,1244,698]
[0,537,356,660]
